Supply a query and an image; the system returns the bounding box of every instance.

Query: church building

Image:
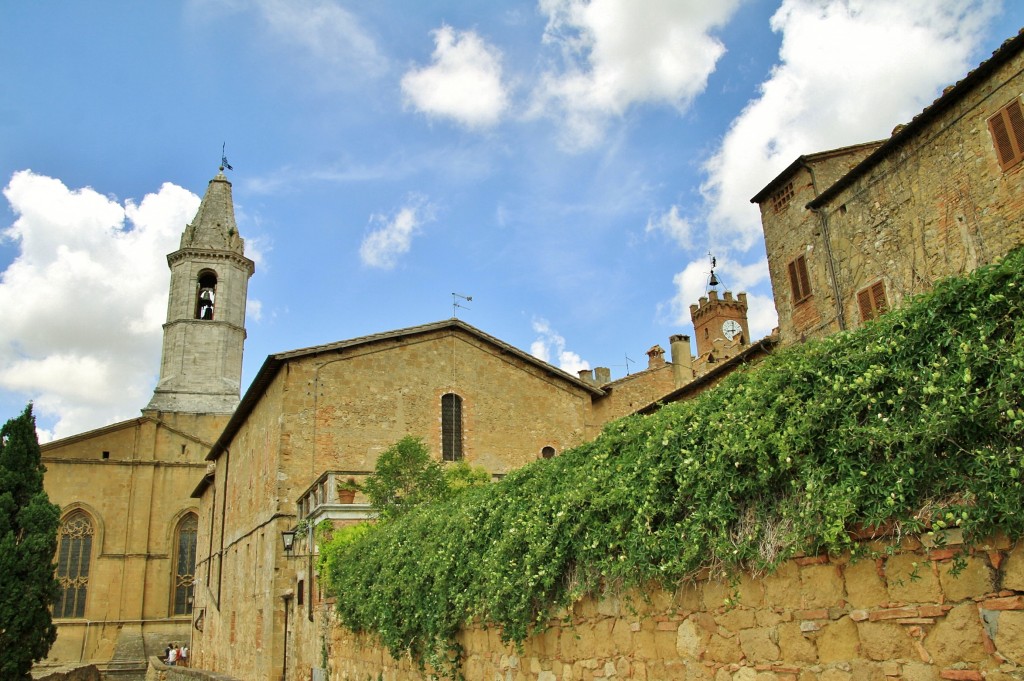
[37,169,254,677]
[34,165,758,679]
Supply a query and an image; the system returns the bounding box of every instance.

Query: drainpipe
[800,161,847,331]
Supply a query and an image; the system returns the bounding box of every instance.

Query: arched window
[55,511,94,618]
[541,446,556,459]
[172,513,198,615]
[441,393,463,461]
[194,271,217,320]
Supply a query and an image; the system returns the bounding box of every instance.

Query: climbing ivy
[319,248,1024,678]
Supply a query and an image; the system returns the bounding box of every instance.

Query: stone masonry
[325,535,1024,680]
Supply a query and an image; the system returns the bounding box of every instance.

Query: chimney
[646,345,666,369]
[669,334,693,387]
[594,367,611,385]
[577,369,594,384]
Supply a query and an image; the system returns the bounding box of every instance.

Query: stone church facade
[36,170,254,677]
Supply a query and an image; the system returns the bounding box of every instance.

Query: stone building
[753,29,1024,344]
[186,308,716,680]
[36,169,254,677]
[29,163,746,680]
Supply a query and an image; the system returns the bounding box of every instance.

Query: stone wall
[146,657,241,681]
[325,536,1024,680]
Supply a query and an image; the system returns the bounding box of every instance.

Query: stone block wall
[145,657,241,681]
[325,536,1024,680]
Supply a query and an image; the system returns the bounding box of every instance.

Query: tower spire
[145,169,255,414]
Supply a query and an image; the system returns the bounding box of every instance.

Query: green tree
[0,405,61,679]
[361,436,448,519]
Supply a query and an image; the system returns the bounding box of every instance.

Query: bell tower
[146,168,255,414]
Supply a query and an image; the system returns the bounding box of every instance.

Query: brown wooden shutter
[788,260,800,301]
[796,256,811,300]
[857,288,874,321]
[788,255,811,303]
[989,98,1024,171]
[870,281,888,314]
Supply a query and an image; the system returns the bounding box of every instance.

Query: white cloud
[1,171,201,441]
[359,196,435,269]
[247,299,264,322]
[700,0,1000,250]
[645,205,692,249]
[192,0,388,83]
[530,317,590,374]
[532,0,743,149]
[402,25,510,128]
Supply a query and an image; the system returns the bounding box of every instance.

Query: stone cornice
[167,247,255,274]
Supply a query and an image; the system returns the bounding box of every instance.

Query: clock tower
[690,288,750,363]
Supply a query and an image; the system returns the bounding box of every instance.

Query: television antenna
[624,353,634,375]
[452,292,472,317]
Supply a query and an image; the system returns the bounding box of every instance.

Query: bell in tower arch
[195,271,217,320]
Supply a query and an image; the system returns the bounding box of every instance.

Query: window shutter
[857,288,874,321]
[788,260,800,301]
[796,256,811,300]
[788,255,811,303]
[870,281,888,315]
[989,98,1024,171]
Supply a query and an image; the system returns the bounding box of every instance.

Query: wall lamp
[281,529,297,555]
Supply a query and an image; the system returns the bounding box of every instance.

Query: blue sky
[2,0,1021,440]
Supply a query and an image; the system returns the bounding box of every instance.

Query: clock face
[722,319,742,341]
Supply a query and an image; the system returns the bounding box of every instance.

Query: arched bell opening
[194,271,217,320]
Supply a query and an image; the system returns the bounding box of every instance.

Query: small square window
[770,182,795,213]
[101,451,110,460]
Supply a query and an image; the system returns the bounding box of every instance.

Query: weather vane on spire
[220,143,233,172]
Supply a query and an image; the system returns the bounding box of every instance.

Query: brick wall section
[325,537,1024,680]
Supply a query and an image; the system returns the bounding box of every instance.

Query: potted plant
[337,477,360,504]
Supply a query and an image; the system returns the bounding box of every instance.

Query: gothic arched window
[441,393,463,461]
[172,513,199,615]
[55,511,94,619]
[195,271,217,320]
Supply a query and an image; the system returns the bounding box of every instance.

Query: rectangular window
[441,393,463,461]
[988,97,1024,171]
[857,280,889,322]
[770,181,795,213]
[787,254,812,303]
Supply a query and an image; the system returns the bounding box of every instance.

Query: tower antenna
[452,292,472,317]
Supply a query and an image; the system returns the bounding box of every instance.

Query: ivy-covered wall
[319,249,1024,679]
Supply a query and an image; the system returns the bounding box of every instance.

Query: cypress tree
[0,405,61,679]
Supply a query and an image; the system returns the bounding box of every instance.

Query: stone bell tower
[146,168,255,414]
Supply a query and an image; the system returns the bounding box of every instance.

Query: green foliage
[361,436,448,519]
[0,405,61,679]
[443,461,491,493]
[320,249,1024,678]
